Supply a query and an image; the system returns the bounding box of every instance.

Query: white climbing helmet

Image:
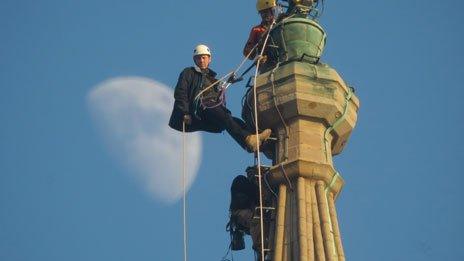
[193,44,211,57]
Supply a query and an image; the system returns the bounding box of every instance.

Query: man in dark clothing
[229,175,261,250]
[169,44,271,152]
[228,167,273,260]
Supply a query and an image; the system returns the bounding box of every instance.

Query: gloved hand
[227,73,244,84]
[256,54,268,64]
[183,114,192,125]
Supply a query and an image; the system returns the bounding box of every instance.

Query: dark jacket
[169,66,224,133]
[230,175,258,211]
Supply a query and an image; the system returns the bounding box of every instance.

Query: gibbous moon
[87,76,202,204]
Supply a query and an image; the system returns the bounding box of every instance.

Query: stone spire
[246,16,360,261]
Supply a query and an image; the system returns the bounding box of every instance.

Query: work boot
[245,129,272,152]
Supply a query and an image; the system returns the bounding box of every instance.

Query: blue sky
[1,1,464,260]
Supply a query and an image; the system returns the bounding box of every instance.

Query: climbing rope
[252,19,277,261]
[182,121,188,261]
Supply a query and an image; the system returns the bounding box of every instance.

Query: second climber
[243,0,278,73]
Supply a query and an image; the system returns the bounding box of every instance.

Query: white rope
[194,72,234,101]
[252,20,276,261]
[182,121,187,261]
[253,61,265,261]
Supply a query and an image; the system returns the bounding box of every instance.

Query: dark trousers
[231,209,261,251]
[200,106,251,150]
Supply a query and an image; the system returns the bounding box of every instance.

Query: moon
[87,76,202,204]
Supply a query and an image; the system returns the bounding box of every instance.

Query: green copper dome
[270,17,326,64]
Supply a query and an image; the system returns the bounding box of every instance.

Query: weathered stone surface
[249,61,358,261]
[252,62,359,155]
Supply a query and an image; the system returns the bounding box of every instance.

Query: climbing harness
[199,59,260,110]
[199,82,228,109]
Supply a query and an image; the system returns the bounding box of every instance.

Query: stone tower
[246,14,360,261]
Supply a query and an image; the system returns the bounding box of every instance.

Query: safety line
[252,19,276,261]
[182,121,187,261]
